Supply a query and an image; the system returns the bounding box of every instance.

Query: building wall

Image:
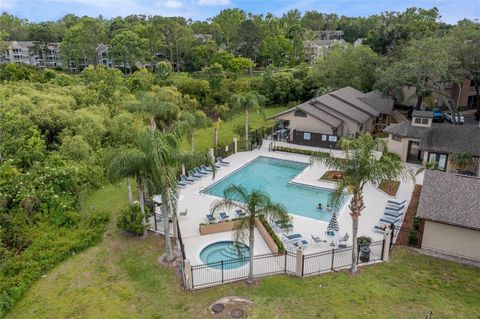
[421,221,480,261]
[386,135,419,162]
[274,112,334,137]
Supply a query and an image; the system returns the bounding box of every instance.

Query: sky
[1,0,479,24]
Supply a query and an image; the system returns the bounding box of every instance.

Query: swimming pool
[203,156,348,221]
[199,241,250,269]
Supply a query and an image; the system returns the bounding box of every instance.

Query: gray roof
[330,87,380,117]
[417,170,480,231]
[419,125,480,157]
[412,110,433,118]
[297,102,343,128]
[313,93,370,123]
[383,121,430,139]
[360,90,394,115]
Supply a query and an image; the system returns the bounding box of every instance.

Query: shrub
[258,216,285,253]
[357,236,373,245]
[273,146,329,158]
[117,204,149,236]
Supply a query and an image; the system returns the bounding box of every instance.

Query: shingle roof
[417,170,480,231]
[383,121,430,139]
[330,87,380,117]
[412,110,433,118]
[313,94,370,123]
[298,102,343,128]
[419,125,480,157]
[360,90,394,115]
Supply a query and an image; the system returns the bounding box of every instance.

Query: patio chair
[386,199,406,207]
[217,157,230,165]
[275,220,293,231]
[177,180,187,187]
[219,212,230,221]
[338,233,349,248]
[235,209,246,217]
[385,204,405,212]
[194,167,208,176]
[311,234,321,243]
[179,209,187,216]
[206,214,216,223]
[188,170,201,179]
[180,174,195,183]
[201,164,213,172]
[379,215,401,224]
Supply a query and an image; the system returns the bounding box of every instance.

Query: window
[421,118,429,125]
[294,110,307,117]
[414,118,422,124]
[428,152,448,171]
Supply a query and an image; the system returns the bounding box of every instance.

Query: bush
[273,146,329,158]
[357,236,373,245]
[258,216,285,253]
[117,204,149,236]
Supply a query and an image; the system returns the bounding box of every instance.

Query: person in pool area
[317,203,322,210]
[326,205,332,212]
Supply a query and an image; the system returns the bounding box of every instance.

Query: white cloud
[196,0,230,6]
[156,0,184,9]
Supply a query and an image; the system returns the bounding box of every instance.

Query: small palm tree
[230,91,265,150]
[451,150,473,172]
[311,134,412,273]
[210,185,290,283]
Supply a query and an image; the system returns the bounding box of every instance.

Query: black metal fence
[213,140,236,159]
[189,240,385,289]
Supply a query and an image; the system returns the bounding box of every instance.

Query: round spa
[199,241,250,269]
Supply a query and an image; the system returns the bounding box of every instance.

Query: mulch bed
[320,170,343,182]
[395,184,422,245]
[378,180,400,196]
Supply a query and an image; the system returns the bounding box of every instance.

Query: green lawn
[183,105,287,151]
[5,184,480,319]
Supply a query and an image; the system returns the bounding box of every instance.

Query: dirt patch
[320,171,343,182]
[394,184,423,246]
[378,180,400,196]
[208,296,253,319]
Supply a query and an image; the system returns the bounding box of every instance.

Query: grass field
[183,105,287,151]
[5,184,480,319]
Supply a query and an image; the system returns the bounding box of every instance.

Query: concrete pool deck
[177,141,423,265]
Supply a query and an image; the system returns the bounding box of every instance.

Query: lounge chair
[180,174,194,183]
[235,209,246,217]
[379,216,401,224]
[180,209,187,216]
[275,220,293,231]
[178,180,187,187]
[311,234,321,243]
[338,233,349,248]
[373,223,390,233]
[219,212,230,221]
[385,204,405,212]
[194,167,208,176]
[289,239,309,250]
[283,233,302,243]
[201,164,213,172]
[384,210,404,218]
[188,170,201,179]
[206,214,215,223]
[217,157,230,165]
[387,199,406,207]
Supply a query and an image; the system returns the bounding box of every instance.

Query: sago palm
[311,134,412,273]
[210,184,290,283]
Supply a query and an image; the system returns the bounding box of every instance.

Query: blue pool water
[200,241,250,269]
[203,156,348,221]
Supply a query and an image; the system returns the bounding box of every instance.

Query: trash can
[359,246,370,262]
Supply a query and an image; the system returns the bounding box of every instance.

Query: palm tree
[170,110,210,151]
[451,150,473,173]
[311,134,412,273]
[210,185,290,283]
[230,91,265,150]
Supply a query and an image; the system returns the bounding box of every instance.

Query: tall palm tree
[230,91,265,150]
[311,134,412,273]
[210,185,290,283]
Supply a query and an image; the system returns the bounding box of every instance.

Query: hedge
[273,146,329,158]
[258,216,285,253]
[0,211,109,317]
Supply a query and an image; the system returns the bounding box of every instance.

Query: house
[268,87,394,147]
[384,112,480,175]
[451,78,479,109]
[416,170,480,262]
[304,39,347,62]
[96,44,113,68]
[0,41,62,68]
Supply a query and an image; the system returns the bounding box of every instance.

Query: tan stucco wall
[387,135,420,162]
[421,221,480,261]
[274,112,334,137]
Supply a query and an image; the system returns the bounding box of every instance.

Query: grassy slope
[6,185,480,319]
[184,105,287,151]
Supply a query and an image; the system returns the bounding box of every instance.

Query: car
[475,110,480,121]
[444,112,464,124]
[431,108,444,122]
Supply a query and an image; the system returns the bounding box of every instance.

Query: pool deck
[178,141,423,265]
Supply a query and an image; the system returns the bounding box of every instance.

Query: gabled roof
[419,125,480,157]
[360,90,394,115]
[412,110,433,118]
[297,102,343,128]
[383,121,430,139]
[313,94,370,124]
[417,170,480,231]
[329,87,380,117]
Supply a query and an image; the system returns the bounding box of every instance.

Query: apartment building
[0,41,62,68]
